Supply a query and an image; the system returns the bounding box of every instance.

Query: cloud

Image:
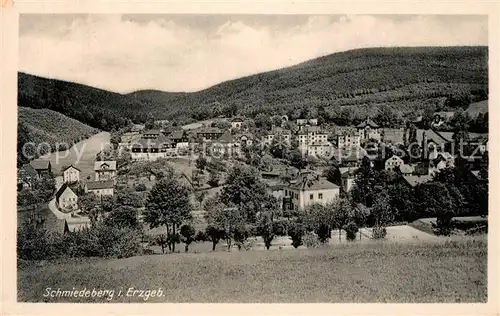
[19,14,488,93]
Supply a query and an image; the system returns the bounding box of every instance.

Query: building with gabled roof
[63,165,81,183]
[55,183,78,211]
[94,161,117,181]
[85,180,114,197]
[29,159,52,177]
[284,171,340,211]
[356,118,381,141]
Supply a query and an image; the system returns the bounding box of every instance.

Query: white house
[284,171,340,211]
[94,161,117,182]
[55,183,78,211]
[263,127,292,146]
[385,155,404,171]
[356,118,381,141]
[63,165,80,183]
[335,132,361,149]
[340,167,358,192]
[85,180,114,197]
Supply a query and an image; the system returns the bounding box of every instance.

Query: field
[18,237,486,303]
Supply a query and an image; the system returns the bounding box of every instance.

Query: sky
[19,14,488,93]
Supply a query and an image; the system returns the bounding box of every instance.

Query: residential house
[340,167,357,193]
[29,159,52,177]
[196,127,224,141]
[94,161,117,181]
[385,155,404,172]
[296,118,318,126]
[63,165,80,183]
[230,117,244,130]
[55,183,78,211]
[334,148,372,168]
[141,129,162,140]
[168,130,190,148]
[402,175,433,187]
[335,131,361,149]
[297,125,329,155]
[66,217,92,232]
[85,180,115,197]
[131,124,145,132]
[296,118,308,126]
[211,132,240,156]
[285,171,340,211]
[119,132,141,151]
[263,127,292,146]
[131,136,177,161]
[356,119,381,141]
[307,142,334,158]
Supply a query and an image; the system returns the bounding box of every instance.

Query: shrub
[315,223,331,244]
[134,183,147,192]
[288,221,304,249]
[194,230,207,242]
[433,213,455,236]
[273,219,289,236]
[344,221,359,241]
[372,226,387,239]
[303,232,320,248]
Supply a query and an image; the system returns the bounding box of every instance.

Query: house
[230,117,244,130]
[119,132,141,151]
[131,124,145,132]
[85,180,115,197]
[17,164,38,189]
[66,217,92,232]
[335,131,361,149]
[263,127,292,146]
[284,171,340,211]
[296,118,308,126]
[94,161,117,181]
[55,183,78,211]
[297,125,329,154]
[402,175,433,187]
[211,132,240,156]
[340,167,357,192]
[356,119,381,141]
[29,159,52,177]
[385,155,404,171]
[63,165,80,183]
[141,129,162,140]
[308,118,318,126]
[307,142,334,158]
[196,127,224,141]
[131,136,177,161]
[168,130,190,148]
[334,148,372,168]
[235,133,254,147]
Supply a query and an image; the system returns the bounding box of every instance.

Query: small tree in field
[258,212,275,250]
[288,221,305,248]
[180,224,196,252]
[144,176,193,253]
[344,221,359,241]
[205,225,224,251]
[155,234,168,254]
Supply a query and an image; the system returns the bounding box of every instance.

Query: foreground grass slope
[18,107,99,152]
[19,46,488,127]
[18,237,486,303]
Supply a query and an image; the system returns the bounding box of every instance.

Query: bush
[315,223,331,244]
[194,230,207,242]
[273,219,289,236]
[288,221,304,249]
[134,183,147,192]
[433,213,455,236]
[303,232,320,248]
[372,226,387,239]
[344,221,359,241]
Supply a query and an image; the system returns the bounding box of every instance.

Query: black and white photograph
[13,13,490,304]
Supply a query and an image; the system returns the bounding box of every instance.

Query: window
[319,193,323,199]
[310,194,313,200]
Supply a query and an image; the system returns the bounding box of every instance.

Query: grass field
[18,237,486,303]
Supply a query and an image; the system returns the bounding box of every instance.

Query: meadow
[18,236,487,303]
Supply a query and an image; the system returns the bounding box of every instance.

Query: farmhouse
[285,171,340,211]
[63,165,80,183]
[356,119,381,141]
[211,132,240,156]
[55,183,78,211]
[85,180,114,197]
[29,159,52,177]
[131,136,177,161]
[168,130,190,148]
[94,161,117,182]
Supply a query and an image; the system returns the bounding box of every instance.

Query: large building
[297,125,330,156]
[63,165,80,183]
[130,136,177,161]
[263,127,292,146]
[196,127,224,141]
[334,131,361,149]
[55,183,78,211]
[356,119,381,141]
[284,171,340,211]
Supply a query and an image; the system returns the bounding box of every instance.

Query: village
[17,109,488,251]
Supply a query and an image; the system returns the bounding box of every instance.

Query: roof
[403,175,432,187]
[340,167,358,177]
[142,129,161,135]
[55,183,75,202]
[29,159,51,170]
[169,130,185,140]
[19,164,38,178]
[289,173,339,191]
[197,127,224,134]
[271,127,292,135]
[86,180,114,190]
[231,117,244,122]
[385,154,404,163]
[218,131,235,144]
[357,118,379,129]
[66,217,91,232]
[94,161,117,171]
[63,165,81,172]
[45,218,69,234]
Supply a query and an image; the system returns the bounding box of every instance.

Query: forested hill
[18,46,488,130]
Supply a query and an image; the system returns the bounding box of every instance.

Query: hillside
[19,46,488,128]
[466,100,488,117]
[17,107,100,164]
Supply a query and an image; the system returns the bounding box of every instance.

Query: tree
[145,113,156,130]
[78,193,100,223]
[331,198,351,242]
[254,113,273,130]
[144,176,193,253]
[371,186,394,227]
[196,157,207,171]
[205,225,224,251]
[269,133,290,159]
[180,224,196,252]
[208,170,220,187]
[324,166,342,186]
[104,205,140,230]
[220,164,275,222]
[288,221,305,248]
[257,211,275,250]
[344,221,359,241]
[155,234,169,254]
[351,156,377,206]
[288,149,308,171]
